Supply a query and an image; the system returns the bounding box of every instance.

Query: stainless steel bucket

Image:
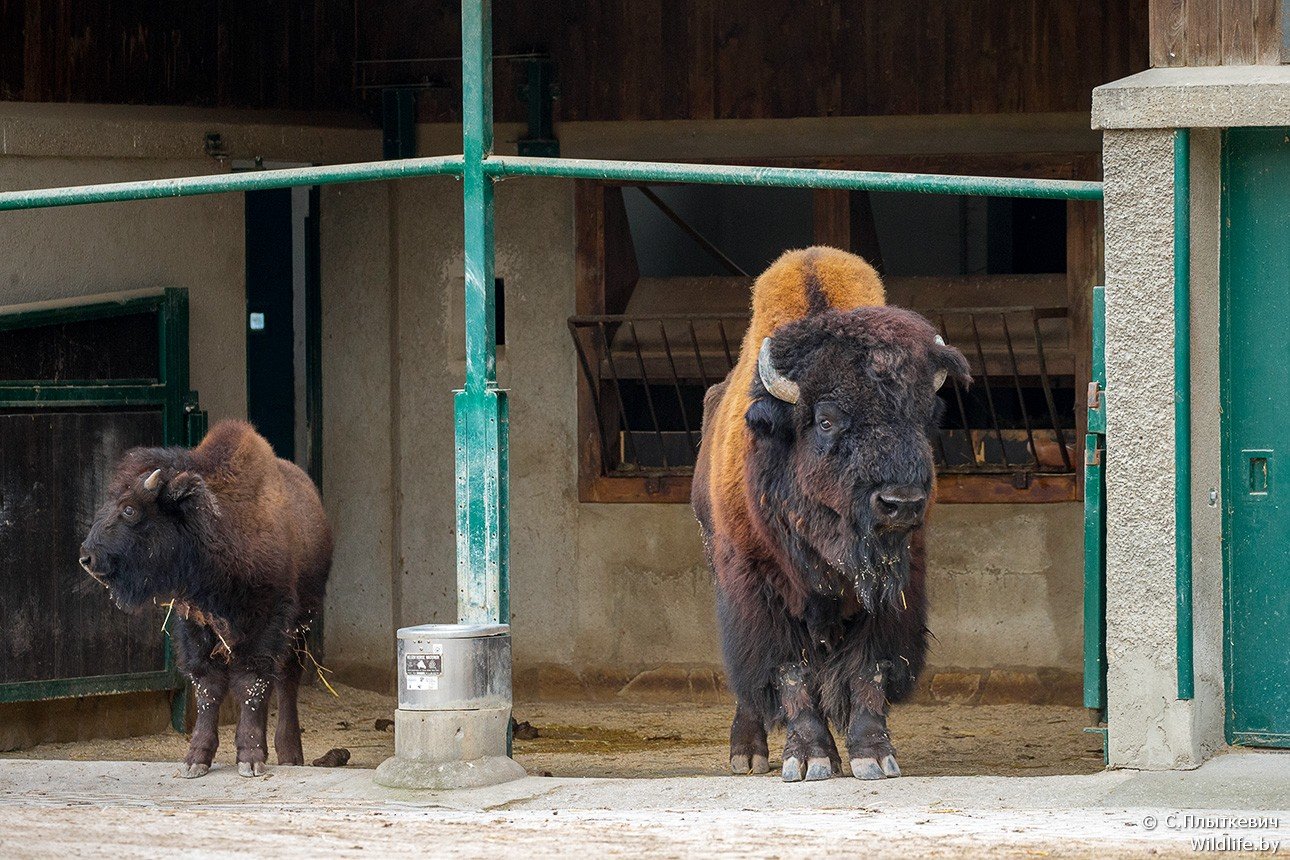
[395,623,511,711]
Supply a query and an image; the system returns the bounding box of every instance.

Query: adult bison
[79,420,332,778]
[692,247,969,782]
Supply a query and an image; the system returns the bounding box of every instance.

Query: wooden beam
[936,474,1080,504]
[1067,198,1104,501]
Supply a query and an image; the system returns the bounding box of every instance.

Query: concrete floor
[0,751,1287,858]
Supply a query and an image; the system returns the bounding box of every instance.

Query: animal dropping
[80,421,333,780]
[691,247,969,782]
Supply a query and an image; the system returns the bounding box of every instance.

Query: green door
[1222,126,1290,747]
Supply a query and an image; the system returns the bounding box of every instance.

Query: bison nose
[79,549,95,573]
[872,486,927,529]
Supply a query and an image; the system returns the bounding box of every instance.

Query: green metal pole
[1084,285,1107,712]
[1174,129,1194,701]
[485,156,1104,200]
[0,156,464,211]
[456,0,508,626]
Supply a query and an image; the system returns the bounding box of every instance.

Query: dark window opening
[0,312,159,382]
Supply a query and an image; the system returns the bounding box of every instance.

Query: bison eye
[817,418,834,432]
[121,505,137,520]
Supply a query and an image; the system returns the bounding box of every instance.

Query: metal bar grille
[570,307,1075,479]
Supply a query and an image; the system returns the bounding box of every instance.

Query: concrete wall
[0,104,1090,717]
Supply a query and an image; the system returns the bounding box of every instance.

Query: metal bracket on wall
[516,57,559,158]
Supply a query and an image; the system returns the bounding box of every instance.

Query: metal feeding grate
[569,306,1076,479]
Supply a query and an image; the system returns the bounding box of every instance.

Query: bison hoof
[781,756,803,782]
[804,757,833,781]
[178,762,210,779]
[881,754,902,777]
[237,761,267,778]
[730,754,770,775]
[850,757,886,780]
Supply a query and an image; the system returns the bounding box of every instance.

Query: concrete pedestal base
[374,706,526,790]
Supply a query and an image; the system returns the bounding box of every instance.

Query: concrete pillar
[1093,67,1269,768]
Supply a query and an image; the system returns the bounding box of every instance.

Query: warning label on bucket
[405,654,443,691]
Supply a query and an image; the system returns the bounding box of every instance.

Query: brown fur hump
[702,247,886,554]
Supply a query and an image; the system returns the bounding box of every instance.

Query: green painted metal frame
[1174,129,1194,702]
[0,0,1109,643]
[1084,285,1107,713]
[0,288,202,730]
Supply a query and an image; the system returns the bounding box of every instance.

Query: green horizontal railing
[0,156,465,211]
[486,156,1104,200]
[0,154,1103,214]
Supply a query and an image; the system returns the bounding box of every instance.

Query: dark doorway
[243,184,321,478]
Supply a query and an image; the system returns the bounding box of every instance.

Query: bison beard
[693,246,968,782]
[79,420,332,779]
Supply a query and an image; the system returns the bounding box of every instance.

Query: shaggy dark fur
[694,291,969,782]
[79,420,332,779]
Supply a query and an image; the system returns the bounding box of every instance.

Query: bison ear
[745,396,794,441]
[931,338,972,391]
[163,471,216,515]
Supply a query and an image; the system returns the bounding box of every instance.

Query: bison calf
[80,420,332,778]
[693,247,969,781]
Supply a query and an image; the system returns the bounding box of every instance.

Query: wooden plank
[1222,0,1258,64]
[661,0,715,120]
[812,190,851,251]
[936,473,1080,504]
[582,474,692,504]
[1185,0,1224,65]
[619,0,664,120]
[1150,0,1188,66]
[1252,0,1282,62]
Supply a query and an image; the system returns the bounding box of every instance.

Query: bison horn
[143,468,163,492]
[758,337,800,404]
[933,335,948,390]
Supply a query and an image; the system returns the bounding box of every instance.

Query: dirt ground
[1,681,1105,778]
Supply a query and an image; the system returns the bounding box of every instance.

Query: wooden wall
[367,0,1151,121]
[1150,0,1286,66]
[0,0,354,109]
[2,0,1149,120]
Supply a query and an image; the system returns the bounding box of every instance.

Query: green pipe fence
[0,156,465,211]
[0,0,1111,652]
